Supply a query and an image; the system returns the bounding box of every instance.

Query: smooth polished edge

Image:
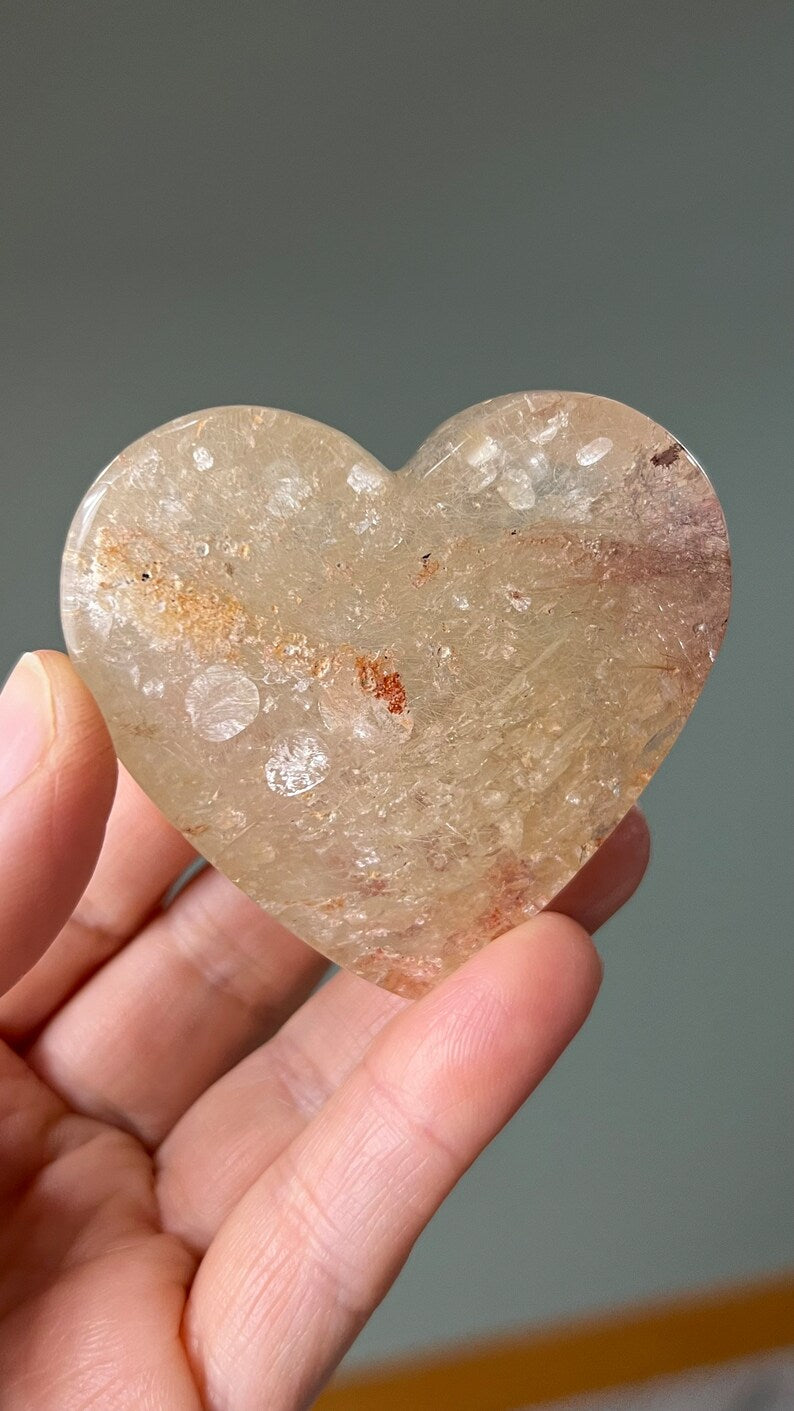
[70,389,726,481]
[315,1273,794,1410]
[64,391,731,626]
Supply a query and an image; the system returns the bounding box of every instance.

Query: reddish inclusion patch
[355,654,408,715]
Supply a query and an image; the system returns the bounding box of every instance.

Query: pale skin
[0,652,649,1410]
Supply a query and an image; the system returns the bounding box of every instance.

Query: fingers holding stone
[0,652,117,997]
[156,805,648,1252]
[26,867,328,1147]
[184,914,601,1411]
[0,763,197,1043]
[156,970,407,1253]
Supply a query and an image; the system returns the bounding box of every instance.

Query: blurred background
[1,2,792,1405]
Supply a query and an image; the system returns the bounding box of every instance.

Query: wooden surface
[316,1273,794,1410]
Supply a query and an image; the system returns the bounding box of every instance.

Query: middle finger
[25,865,328,1146]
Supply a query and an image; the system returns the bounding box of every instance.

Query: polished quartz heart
[61,393,731,993]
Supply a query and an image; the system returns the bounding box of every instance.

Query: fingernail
[0,653,55,798]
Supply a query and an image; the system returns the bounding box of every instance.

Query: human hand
[0,651,648,1409]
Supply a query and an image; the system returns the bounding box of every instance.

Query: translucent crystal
[61,394,731,995]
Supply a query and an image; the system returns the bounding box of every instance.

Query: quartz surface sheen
[61,394,731,994]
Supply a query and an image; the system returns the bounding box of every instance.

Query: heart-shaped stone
[61,393,731,994]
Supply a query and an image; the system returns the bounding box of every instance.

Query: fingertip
[476,913,603,1101]
[420,909,602,1078]
[497,909,603,1014]
[549,805,651,935]
[618,804,652,873]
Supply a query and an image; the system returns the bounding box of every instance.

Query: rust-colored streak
[268,633,335,679]
[318,895,346,913]
[651,441,684,467]
[354,945,443,998]
[94,528,248,660]
[412,557,440,587]
[360,874,389,896]
[467,854,535,939]
[154,583,247,657]
[505,522,730,588]
[355,653,408,715]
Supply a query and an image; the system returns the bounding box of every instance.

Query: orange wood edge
[316,1273,794,1410]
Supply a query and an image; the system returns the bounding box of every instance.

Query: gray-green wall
[1,0,791,1369]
